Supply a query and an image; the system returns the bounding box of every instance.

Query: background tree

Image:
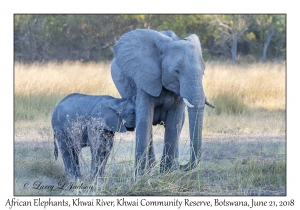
[254,15,285,62]
[14,14,286,63]
[210,15,253,63]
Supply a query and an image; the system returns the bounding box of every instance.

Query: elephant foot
[65,168,82,181]
[89,175,97,184]
[134,164,157,181]
[160,164,179,173]
[66,173,82,183]
[89,175,102,189]
[179,162,198,171]
[134,155,157,177]
[160,158,180,173]
[147,157,156,169]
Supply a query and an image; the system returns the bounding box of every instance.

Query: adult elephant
[111,29,214,175]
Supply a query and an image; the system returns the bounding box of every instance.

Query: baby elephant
[51,93,135,181]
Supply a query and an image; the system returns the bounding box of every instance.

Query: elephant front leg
[89,130,114,182]
[135,92,155,176]
[98,131,114,176]
[160,103,185,172]
[148,126,156,168]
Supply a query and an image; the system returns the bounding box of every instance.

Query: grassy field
[14,61,286,195]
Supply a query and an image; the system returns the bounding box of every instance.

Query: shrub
[211,90,248,115]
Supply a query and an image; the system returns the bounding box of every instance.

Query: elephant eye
[174,69,180,76]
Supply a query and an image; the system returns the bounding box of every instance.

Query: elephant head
[114,29,209,170]
[94,96,136,133]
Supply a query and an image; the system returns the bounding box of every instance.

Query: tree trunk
[231,35,238,63]
[262,29,276,63]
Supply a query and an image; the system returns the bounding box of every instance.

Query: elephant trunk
[180,97,214,170]
[180,70,207,170]
[180,106,204,170]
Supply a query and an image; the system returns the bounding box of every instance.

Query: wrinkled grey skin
[52,93,135,180]
[111,29,214,174]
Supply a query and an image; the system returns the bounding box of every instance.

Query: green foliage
[14,14,286,63]
[211,90,248,115]
[232,158,286,188]
[14,94,63,121]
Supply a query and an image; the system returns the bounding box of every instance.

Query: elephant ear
[184,34,203,57]
[91,99,127,133]
[160,30,180,41]
[114,29,171,97]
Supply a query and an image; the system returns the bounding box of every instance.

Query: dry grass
[14,59,286,136]
[15,61,118,121]
[203,61,285,111]
[15,61,119,97]
[15,61,285,109]
[14,61,286,195]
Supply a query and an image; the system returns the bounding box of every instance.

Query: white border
[2,1,299,209]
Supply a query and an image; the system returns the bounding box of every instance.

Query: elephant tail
[54,134,58,161]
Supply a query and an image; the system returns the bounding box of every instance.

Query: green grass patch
[231,158,286,189]
[210,90,248,115]
[14,94,64,121]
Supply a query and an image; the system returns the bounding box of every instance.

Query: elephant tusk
[205,98,216,108]
[183,98,194,108]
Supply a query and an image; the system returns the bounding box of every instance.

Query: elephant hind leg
[66,148,81,179]
[57,133,81,179]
